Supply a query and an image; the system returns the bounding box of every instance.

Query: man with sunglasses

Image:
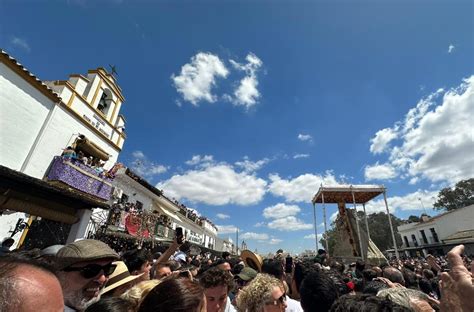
[55,239,120,312]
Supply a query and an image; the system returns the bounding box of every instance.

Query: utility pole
[236,228,239,255]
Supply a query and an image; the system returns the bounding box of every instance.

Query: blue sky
[1,0,473,254]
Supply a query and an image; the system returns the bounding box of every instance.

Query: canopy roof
[74,136,110,161]
[312,185,385,204]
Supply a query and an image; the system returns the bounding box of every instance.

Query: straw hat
[241,250,263,272]
[101,261,144,295]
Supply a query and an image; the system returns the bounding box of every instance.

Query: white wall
[24,107,120,178]
[398,206,474,248]
[0,63,54,171]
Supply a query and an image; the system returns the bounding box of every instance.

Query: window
[411,234,418,247]
[420,230,428,244]
[97,89,113,116]
[135,200,143,211]
[430,228,439,243]
[403,236,410,247]
[120,193,129,204]
[97,93,109,113]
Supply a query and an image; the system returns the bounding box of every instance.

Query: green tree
[433,178,474,211]
[407,215,421,223]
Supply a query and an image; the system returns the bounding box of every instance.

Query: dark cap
[56,239,119,269]
[237,266,258,281]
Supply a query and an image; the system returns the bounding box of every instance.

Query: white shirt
[225,296,237,312]
[285,296,303,312]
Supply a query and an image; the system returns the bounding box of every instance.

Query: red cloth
[346,281,355,290]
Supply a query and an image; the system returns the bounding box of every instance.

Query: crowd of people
[0,236,473,312]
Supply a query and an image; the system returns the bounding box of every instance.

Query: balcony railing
[46,156,113,201]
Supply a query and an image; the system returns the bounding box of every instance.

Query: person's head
[236,266,258,288]
[154,262,172,280]
[355,260,365,272]
[138,277,206,312]
[262,259,284,280]
[199,267,234,312]
[299,271,339,312]
[85,297,134,312]
[363,280,390,295]
[55,239,120,310]
[382,267,405,286]
[329,261,345,275]
[372,266,383,277]
[0,255,64,312]
[168,259,182,272]
[330,293,412,312]
[362,269,377,282]
[401,268,417,289]
[222,252,231,260]
[121,279,161,310]
[422,269,434,280]
[236,273,286,312]
[122,249,152,280]
[213,259,232,272]
[102,261,143,297]
[293,260,319,297]
[376,288,436,311]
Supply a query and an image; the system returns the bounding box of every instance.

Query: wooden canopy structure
[311,184,400,261]
[312,185,384,204]
[0,165,109,224]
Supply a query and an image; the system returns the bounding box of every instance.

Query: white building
[0,50,126,244]
[88,167,219,250]
[396,205,474,257]
[215,237,235,253]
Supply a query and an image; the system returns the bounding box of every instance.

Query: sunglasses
[266,294,286,306]
[63,263,117,279]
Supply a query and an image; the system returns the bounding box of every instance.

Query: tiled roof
[0,49,62,102]
[444,230,474,241]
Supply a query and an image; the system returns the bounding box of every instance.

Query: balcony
[46,156,113,201]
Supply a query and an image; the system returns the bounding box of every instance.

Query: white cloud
[157,163,267,206]
[297,134,312,142]
[11,37,31,52]
[130,150,168,178]
[171,52,229,105]
[370,127,399,154]
[269,238,283,245]
[216,225,239,234]
[240,232,269,240]
[293,154,310,159]
[268,171,339,203]
[366,76,474,184]
[330,211,338,222]
[263,203,301,219]
[216,213,230,220]
[363,190,438,214]
[448,44,455,53]
[268,216,313,231]
[229,53,263,109]
[254,222,265,227]
[364,162,397,181]
[185,155,214,166]
[235,156,270,172]
[304,234,323,241]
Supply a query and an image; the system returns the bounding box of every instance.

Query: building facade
[396,205,474,257]
[0,50,126,244]
[88,167,219,251]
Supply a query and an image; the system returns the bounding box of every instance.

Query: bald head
[383,267,405,286]
[0,256,64,312]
